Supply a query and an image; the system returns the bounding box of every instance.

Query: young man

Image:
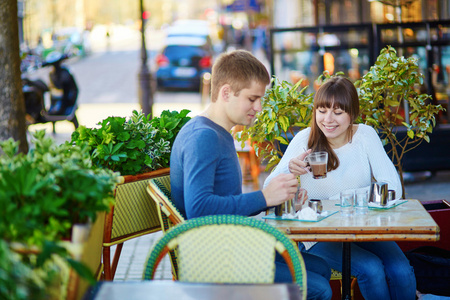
[170,50,332,299]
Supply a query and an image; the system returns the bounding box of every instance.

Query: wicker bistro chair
[143,215,307,299]
[146,175,185,279]
[102,168,170,280]
[330,268,357,298]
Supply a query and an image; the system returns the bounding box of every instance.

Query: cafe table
[84,280,303,300]
[264,199,440,300]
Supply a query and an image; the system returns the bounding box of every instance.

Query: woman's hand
[289,149,312,176]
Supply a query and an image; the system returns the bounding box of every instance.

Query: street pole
[138,0,153,117]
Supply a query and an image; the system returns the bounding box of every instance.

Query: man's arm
[182,129,267,219]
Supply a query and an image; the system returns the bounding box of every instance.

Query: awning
[224,0,262,12]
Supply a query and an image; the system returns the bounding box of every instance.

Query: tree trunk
[0,0,28,154]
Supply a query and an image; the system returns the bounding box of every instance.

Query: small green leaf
[278,115,290,132]
[407,130,414,139]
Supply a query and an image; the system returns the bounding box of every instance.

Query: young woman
[265,76,416,300]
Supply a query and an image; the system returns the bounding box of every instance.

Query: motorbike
[22,51,79,133]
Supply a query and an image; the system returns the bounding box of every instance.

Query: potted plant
[236,77,314,171]
[69,109,191,280]
[0,239,59,300]
[0,130,118,299]
[355,46,445,197]
[70,109,191,175]
[0,130,117,243]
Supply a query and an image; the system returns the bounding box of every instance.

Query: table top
[87,280,303,300]
[265,199,440,242]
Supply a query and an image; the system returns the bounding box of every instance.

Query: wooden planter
[66,212,105,300]
[10,212,105,300]
[102,167,170,280]
[397,199,450,252]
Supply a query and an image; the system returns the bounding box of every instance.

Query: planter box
[10,212,105,300]
[397,199,450,252]
[66,212,105,300]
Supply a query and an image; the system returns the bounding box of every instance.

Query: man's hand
[288,149,312,176]
[262,173,299,207]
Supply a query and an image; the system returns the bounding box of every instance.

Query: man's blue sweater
[170,116,266,219]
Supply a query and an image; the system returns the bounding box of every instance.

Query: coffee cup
[307,151,328,179]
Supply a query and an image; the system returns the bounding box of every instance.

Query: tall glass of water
[340,189,354,216]
[355,189,369,215]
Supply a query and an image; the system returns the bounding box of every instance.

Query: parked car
[156,36,213,91]
[167,19,210,38]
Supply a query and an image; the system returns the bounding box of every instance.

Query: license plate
[173,67,196,78]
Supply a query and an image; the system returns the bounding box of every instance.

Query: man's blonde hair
[210,50,270,102]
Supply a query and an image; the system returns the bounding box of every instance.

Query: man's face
[226,80,266,127]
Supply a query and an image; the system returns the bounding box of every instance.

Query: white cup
[355,189,369,215]
[340,189,354,216]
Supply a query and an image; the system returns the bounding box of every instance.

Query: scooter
[22,51,79,133]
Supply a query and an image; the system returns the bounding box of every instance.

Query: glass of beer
[307,151,328,179]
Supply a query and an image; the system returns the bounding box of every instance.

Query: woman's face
[315,106,351,148]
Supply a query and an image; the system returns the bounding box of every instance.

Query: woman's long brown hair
[308,77,360,171]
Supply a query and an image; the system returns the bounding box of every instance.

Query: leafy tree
[355,46,444,197]
[236,77,314,171]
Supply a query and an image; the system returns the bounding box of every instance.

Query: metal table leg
[342,242,352,300]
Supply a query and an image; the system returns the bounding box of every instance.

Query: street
[27,26,206,132]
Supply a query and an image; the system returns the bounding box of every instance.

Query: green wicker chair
[146,175,184,279]
[143,215,307,299]
[330,268,357,298]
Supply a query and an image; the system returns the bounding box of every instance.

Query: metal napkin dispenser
[369,182,388,206]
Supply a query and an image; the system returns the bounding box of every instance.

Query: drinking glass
[307,151,328,179]
[340,189,354,216]
[284,198,296,217]
[276,185,301,217]
[355,189,369,215]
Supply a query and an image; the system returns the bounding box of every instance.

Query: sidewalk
[110,232,173,281]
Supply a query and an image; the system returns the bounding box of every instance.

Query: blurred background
[17,0,450,120]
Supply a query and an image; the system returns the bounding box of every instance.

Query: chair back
[102,168,170,280]
[147,175,185,278]
[147,176,184,229]
[109,179,161,240]
[143,215,306,298]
